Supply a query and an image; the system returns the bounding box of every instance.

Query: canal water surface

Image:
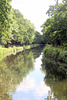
[0,46,67,100]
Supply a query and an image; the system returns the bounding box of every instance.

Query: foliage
[0,0,35,46]
[0,46,23,60]
[11,9,35,45]
[33,31,43,44]
[41,0,67,46]
[0,0,12,45]
[43,45,67,63]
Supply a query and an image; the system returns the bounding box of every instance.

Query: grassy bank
[0,44,40,61]
[43,45,67,63]
[0,46,23,61]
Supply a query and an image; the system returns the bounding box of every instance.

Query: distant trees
[33,31,43,44]
[41,0,67,46]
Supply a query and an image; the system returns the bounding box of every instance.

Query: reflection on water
[42,56,67,100]
[0,45,67,100]
[0,50,34,100]
[12,47,51,100]
[42,57,67,80]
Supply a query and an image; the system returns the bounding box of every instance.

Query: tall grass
[0,44,40,61]
[0,46,23,61]
[43,45,67,63]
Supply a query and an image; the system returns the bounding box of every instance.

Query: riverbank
[43,45,67,63]
[0,44,40,61]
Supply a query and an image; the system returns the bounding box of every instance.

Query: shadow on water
[42,55,67,100]
[0,45,44,100]
[31,45,44,59]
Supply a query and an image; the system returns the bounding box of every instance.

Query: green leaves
[41,0,67,46]
[0,1,35,46]
[12,9,35,45]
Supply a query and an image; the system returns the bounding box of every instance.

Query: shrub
[43,45,67,63]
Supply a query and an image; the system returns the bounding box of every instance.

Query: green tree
[33,31,43,44]
[11,9,35,45]
[41,0,67,46]
[0,0,12,46]
[0,1,35,47]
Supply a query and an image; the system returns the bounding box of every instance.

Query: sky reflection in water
[13,53,50,100]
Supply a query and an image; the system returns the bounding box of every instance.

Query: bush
[43,45,67,63]
[58,51,67,63]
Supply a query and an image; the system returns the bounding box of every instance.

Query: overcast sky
[11,0,62,33]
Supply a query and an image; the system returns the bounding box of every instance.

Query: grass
[0,44,40,61]
[43,44,67,63]
[0,46,23,61]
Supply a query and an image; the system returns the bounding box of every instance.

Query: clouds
[34,53,43,69]
[34,81,50,99]
[13,53,51,100]
[16,76,36,92]
[15,53,50,99]
[16,75,50,100]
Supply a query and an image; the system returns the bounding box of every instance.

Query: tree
[33,31,43,44]
[11,9,35,45]
[0,1,35,46]
[0,0,12,46]
[41,0,67,46]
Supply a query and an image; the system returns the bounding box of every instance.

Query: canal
[0,46,67,100]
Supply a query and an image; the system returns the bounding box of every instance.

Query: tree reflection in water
[42,56,67,100]
[44,90,57,100]
[0,45,44,100]
[0,50,34,100]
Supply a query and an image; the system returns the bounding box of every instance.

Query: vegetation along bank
[41,0,67,63]
[43,45,67,63]
[0,44,40,61]
[0,0,67,63]
[0,0,43,59]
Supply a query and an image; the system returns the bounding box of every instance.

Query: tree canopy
[33,31,43,44]
[41,0,67,46]
[0,0,36,47]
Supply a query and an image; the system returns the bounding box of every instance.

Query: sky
[11,0,61,34]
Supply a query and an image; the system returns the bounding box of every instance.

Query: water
[0,46,67,100]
